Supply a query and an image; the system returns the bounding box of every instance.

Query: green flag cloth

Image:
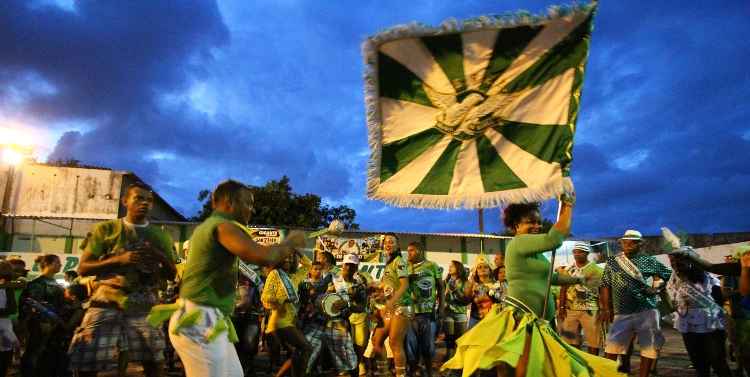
[363,3,595,209]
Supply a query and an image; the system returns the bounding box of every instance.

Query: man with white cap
[558,241,604,355]
[599,229,672,376]
[305,253,366,376]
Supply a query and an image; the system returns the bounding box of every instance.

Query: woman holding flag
[442,195,621,377]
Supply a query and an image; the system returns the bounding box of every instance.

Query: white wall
[6,164,122,219]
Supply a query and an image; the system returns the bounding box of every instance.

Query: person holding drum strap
[337,254,371,377]
[304,254,366,377]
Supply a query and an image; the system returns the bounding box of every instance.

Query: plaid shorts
[68,307,165,372]
[305,321,357,373]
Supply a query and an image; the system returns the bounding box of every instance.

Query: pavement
[84,327,744,377]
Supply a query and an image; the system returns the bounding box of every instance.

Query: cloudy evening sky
[1,0,748,238]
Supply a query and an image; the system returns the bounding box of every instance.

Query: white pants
[169,300,243,377]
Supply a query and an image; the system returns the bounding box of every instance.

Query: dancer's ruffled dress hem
[441,297,622,377]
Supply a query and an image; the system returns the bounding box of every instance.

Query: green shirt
[180,212,239,316]
[600,253,672,315]
[408,260,440,314]
[445,277,469,315]
[382,255,412,307]
[564,261,603,311]
[82,219,175,312]
[505,228,566,320]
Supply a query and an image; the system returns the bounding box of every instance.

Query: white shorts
[604,309,664,359]
[559,310,602,348]
[169,300,243,377]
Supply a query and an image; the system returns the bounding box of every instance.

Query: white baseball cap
[342,254,360,265]
[619,229,643,241]
[572,241,591,253]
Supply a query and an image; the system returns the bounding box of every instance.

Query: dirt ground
[77,327,743,377]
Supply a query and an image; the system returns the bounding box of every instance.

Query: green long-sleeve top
[505,228,565,321]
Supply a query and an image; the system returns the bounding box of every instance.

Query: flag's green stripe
[380,128,445,183]
[476,134,526,192]
[411,139,462,195]
[479,25,544,93]
[568,68,584,129]
[562,68,585,176]
[378,52,434,107]
[495,122,573,164]
[421,34,466,95]
[502,13,593,93]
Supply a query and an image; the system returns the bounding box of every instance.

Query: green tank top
[179,212,239,316]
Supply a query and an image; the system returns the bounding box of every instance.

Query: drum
[317,293,347,318]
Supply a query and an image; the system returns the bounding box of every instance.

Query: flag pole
[541,201,564,320]
[478,209,485,253]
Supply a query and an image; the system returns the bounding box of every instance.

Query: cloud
[0,0,748,237]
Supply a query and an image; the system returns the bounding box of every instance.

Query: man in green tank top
[169,180,305,377]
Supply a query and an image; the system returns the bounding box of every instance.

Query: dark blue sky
[1,0,748,238]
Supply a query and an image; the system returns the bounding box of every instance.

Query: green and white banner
[363,3,595,208]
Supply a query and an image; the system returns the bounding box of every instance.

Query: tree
[190,176,359,230]
[322,204,359,230]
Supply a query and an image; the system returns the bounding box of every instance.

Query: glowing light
[0,125,36,165]
[0,127,33,147]
[2,148,24,166]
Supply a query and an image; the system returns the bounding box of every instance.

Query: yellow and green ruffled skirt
[441,296,622,377]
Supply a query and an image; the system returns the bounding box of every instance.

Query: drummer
[304,253,366,376]
[335,254,370,377]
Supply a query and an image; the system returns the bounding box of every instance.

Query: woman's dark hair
[448,260,467,281]
[494,265,506,281]
[673,256,705,284]
[35,254,60,268]
[502,203,541,231]
[382,233,401,265]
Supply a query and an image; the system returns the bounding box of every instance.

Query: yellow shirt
[260,255,311,333]
[262,269,297,332]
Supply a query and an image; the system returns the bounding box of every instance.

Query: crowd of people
[0,180,749,377]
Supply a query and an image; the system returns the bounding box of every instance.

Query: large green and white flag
[363,4,595,209]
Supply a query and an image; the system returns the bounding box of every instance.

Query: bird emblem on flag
[363,3,596,209]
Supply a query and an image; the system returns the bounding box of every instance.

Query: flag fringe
[368,177,574,210]
[362,3,594,209]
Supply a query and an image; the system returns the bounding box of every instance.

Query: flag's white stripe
[380,38,456,97]
[496,68,575,125]
[486,12,589,96]
[448,139,485,195]
[381,97,440,144]
[484,128,561,188]
[378,135,454,194]
[461,30,499,90]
